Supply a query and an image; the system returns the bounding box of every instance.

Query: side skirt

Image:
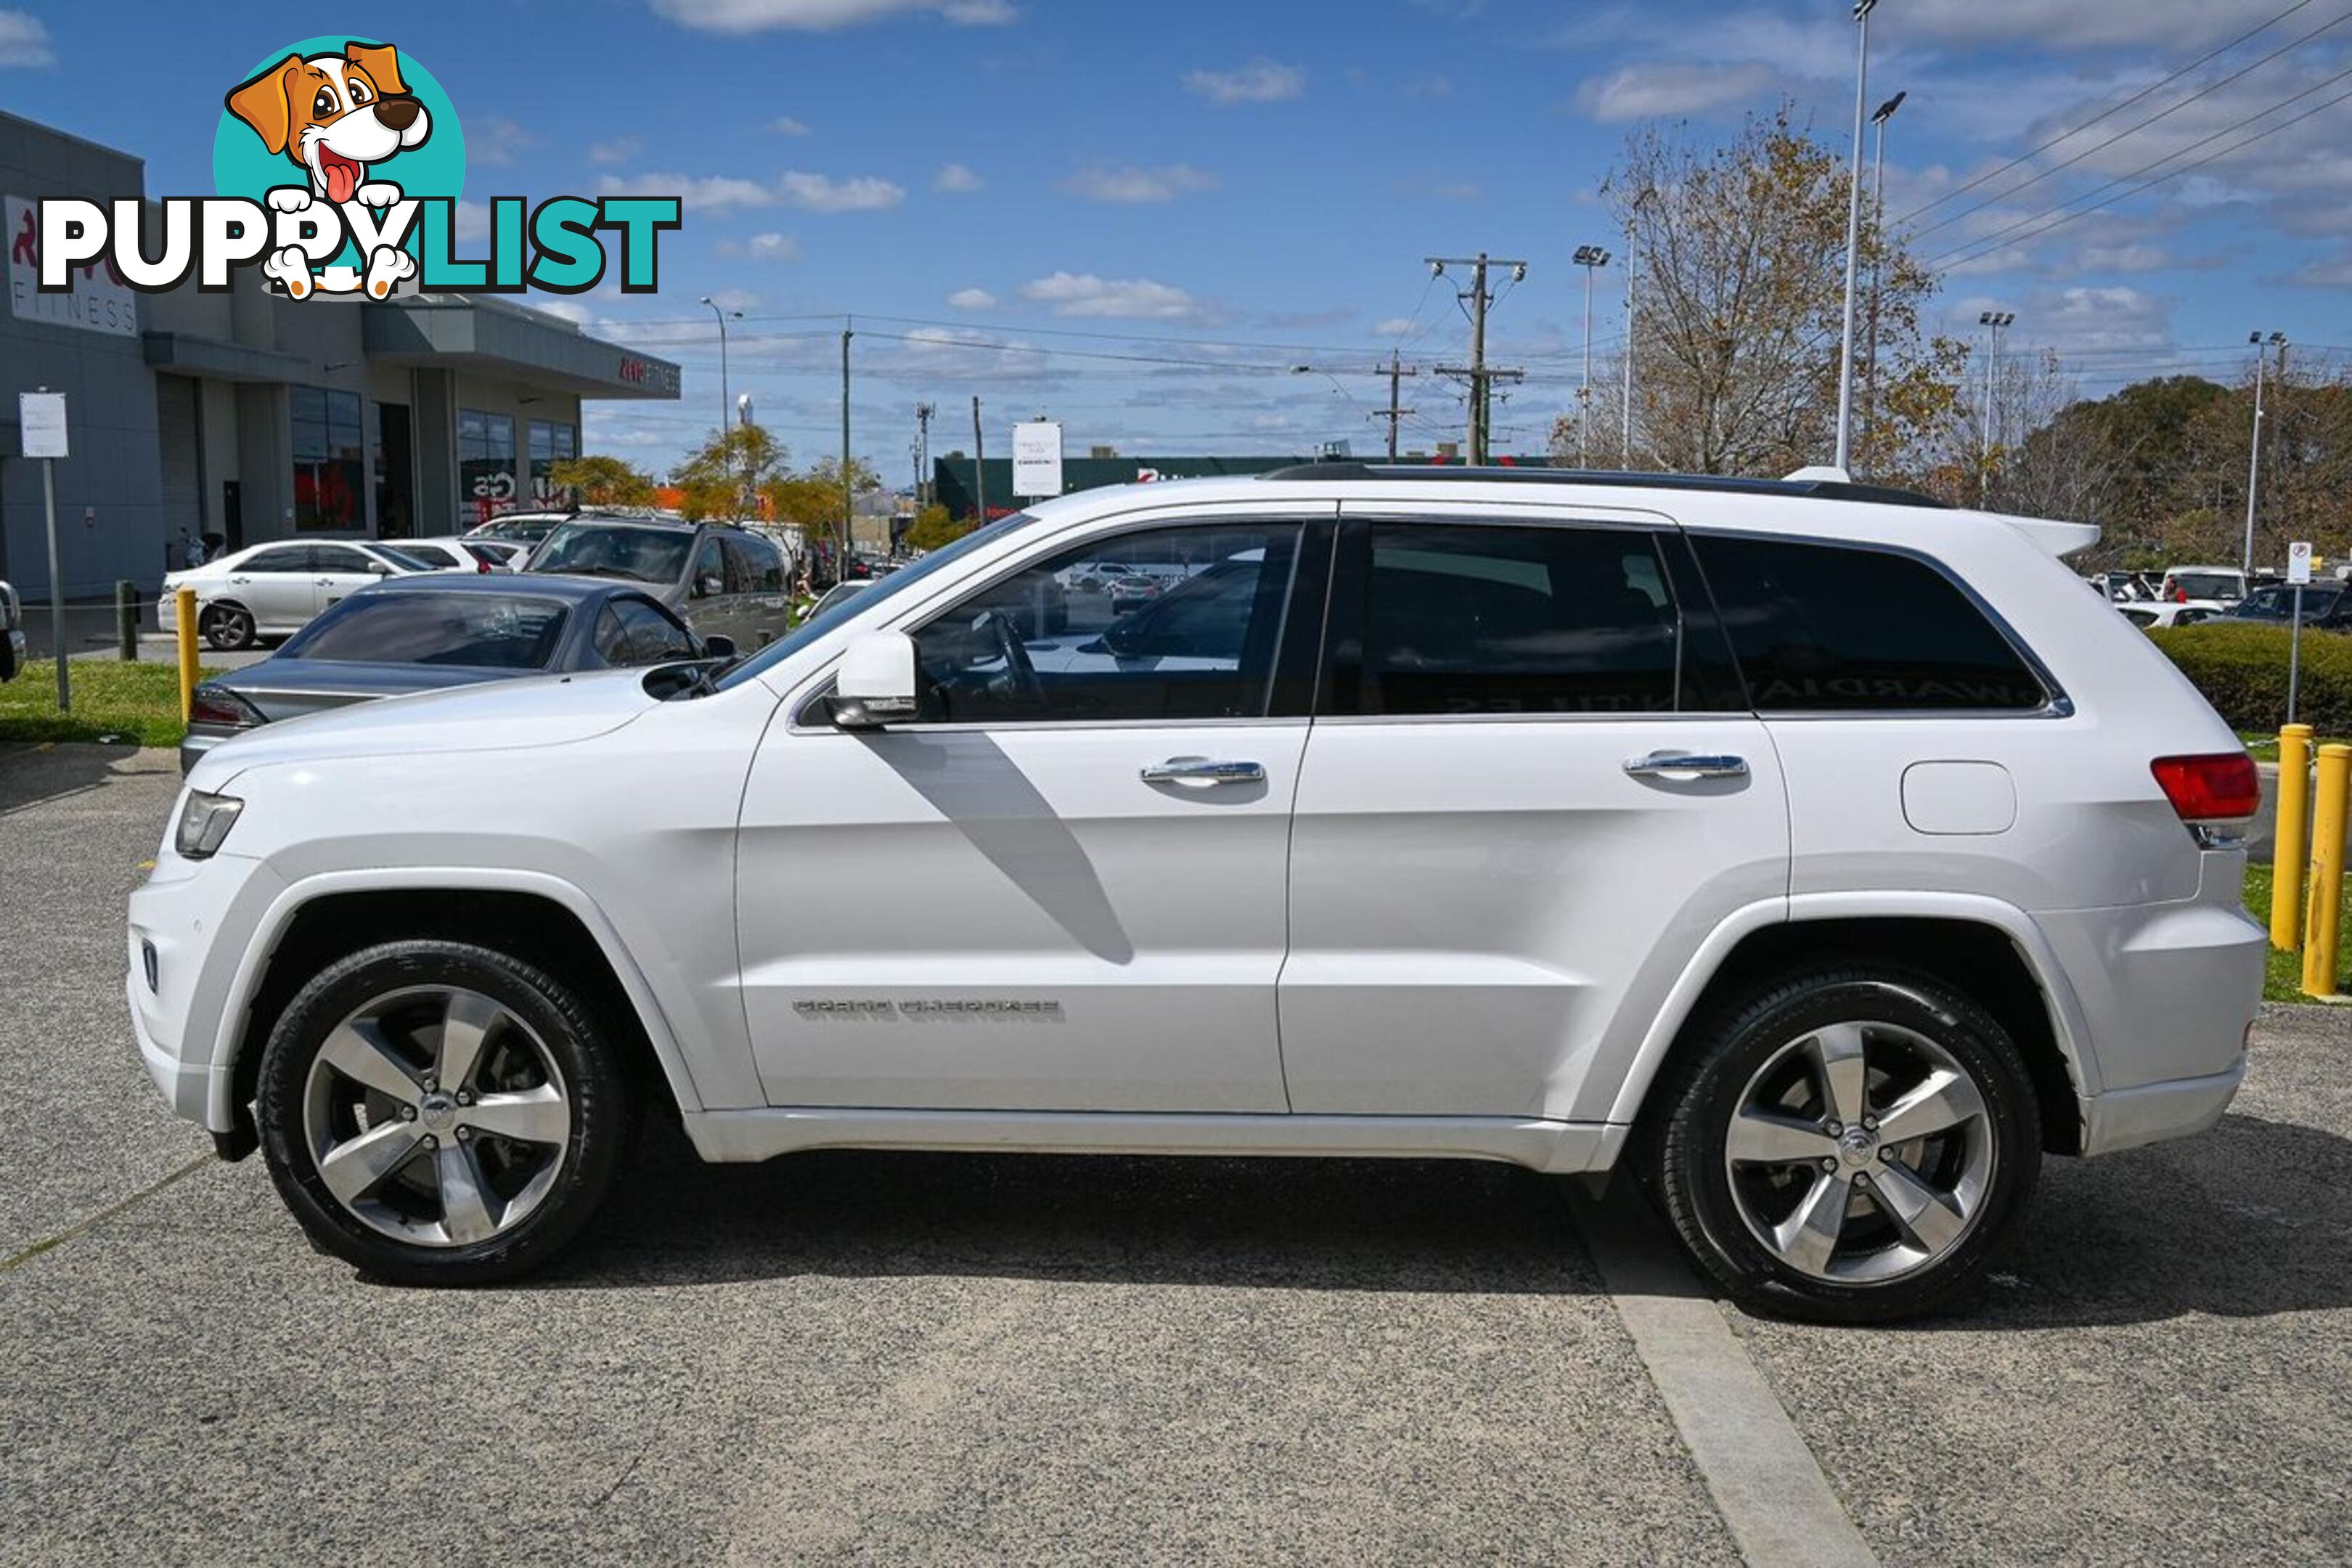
[681,1107,1622,1175]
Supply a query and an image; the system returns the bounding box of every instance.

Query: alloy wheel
[301,984,573,1248]
[1721,1019,1995,1285]
[203,606,251,650]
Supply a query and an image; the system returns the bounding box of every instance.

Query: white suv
[127,466,2266,1321]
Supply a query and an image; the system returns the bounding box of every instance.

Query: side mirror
[699,633,737,661]
[369,562,395,576]
[823,629,918,730]
[696,571,724,598]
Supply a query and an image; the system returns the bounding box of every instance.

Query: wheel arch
[1608,895,2094,1158]
[214,871,707,1142]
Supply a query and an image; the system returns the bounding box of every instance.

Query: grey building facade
[0,110,680,599]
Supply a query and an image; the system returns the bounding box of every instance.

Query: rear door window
[1693,534,2049,711]
[1323,523,1689,716]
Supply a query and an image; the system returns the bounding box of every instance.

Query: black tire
[255,939,634,1286]
[1649,965,2041,1325]
[200,601,256,650]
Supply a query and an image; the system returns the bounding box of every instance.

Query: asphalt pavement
[1,742,2347,1566]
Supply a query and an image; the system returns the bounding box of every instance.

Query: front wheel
[1649,967,2041,1324]
[255,940,634,1286]
[200,601,256,650]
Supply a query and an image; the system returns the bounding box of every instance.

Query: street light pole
[1574,245,1610,468]
[1622,189,1653,468]
[2245,330,2287,574]
[1977,309,2014,507]
[698,297,738,444]
[1863,90,1904,474]
[1833,0,1878,475]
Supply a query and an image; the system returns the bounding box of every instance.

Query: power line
[1927,66,2352,269]
[1907,5,2352,240]
[1899,0,2326,222]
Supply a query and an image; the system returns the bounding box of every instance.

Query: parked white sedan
[159,540,441,650]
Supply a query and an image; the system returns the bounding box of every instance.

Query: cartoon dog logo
[225,41,428,299]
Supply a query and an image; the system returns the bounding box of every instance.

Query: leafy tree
[547,454,655,508]
[902,503,973,553]
[671,423,791,520]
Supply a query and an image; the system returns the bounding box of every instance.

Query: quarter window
[1692,536,2049,711]
[912,523,1302,724]
[1326,523,1684,716]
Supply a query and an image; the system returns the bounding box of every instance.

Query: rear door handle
[1140,756,1266,787]
[1623,751,1749,781]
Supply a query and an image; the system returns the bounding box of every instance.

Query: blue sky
[5,0,2350,483]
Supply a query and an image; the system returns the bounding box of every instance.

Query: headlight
[174,790,245,859]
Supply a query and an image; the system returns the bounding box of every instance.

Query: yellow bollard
[174,587,198,723]
[2303,743,2351,999]
[2271,724,2314,950]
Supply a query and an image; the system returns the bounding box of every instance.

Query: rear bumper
[2080,1058,2245,1157]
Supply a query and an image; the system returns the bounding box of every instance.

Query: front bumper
[126,850,285,1135]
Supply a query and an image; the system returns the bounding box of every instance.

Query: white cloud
[1574,62,1781,122]
[470,117,534,167]
[1402,73,1452,99]
[600,173,774,211]
[935,161,984,192]
[0,10,53,67]
[1059,163,1217,203]
[1183,58,1304,105]
[770,115,812,135]
[1901,0,2265,51]
[650,0,1013,32]
[1374,317,1417,337]
[778,170,906,211]
[454,201,491,242]
[1018,271,1204,321]
[718,232,802,261]
[2075,243,2170,274]
[535,301,597,328]
[947,287,997,310]
[587,138,640,166]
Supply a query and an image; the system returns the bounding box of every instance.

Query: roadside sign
[1011,420,1063,498]
[19,391,67,459]
[2287,541,2314,585]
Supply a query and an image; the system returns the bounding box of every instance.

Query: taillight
[2151,753,2260,822]
[188,685,265,730]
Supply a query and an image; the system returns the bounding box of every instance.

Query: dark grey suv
[525,517,797,649]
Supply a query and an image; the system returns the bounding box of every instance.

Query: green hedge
[2147,621,2352,735]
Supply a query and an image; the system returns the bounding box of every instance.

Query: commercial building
[0,110,681,599]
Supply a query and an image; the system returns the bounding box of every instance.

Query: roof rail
[1253,462,1950,510]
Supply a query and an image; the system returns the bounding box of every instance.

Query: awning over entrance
[360,295,682,400]
[142,332,311,383]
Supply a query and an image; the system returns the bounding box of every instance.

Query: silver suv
[526,516,797,650]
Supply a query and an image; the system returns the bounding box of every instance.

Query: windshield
[2168,571,2243,601]
[714,515,1027,693]
[529,521,693,585]
[279,592,572,668]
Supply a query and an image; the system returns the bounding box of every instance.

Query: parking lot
[4,741,2348,1567]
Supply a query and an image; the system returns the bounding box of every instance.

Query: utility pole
[1574,245,1611,468]
[1977,309,2014,507]
[840,320,854,569]
[971,395,987,524]
[915,401,934,512]
[1426,253,1527,463]
[1622,188,1654,468]
[1833,0,1878,475]
[698,297,739,443]
[1863,90,1904,474]
[2245,330,2288,574]
[1380,351,1417,460]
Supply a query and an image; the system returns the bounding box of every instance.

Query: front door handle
[1623,751,1749,781]
[1140,756,1266,787]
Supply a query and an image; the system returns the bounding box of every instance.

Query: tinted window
[312,545,375,573]
[609,597,698,663]
[279,592,569,669]
[530,522,692,587]
[242,546,312,573]
[1327,524,1682,716]
[591,605,632,666]
[1694,536,2048,711]
[693,536,725,595]
[740,533,788,591]
[912,523,1300,723]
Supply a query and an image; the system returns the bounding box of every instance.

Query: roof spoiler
[1978,509,2100,560]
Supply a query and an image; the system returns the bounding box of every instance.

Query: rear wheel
[1650,967,2041,1323]
[200,601,256,650]
[255,940,633,1286]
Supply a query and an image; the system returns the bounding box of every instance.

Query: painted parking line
[1570,1188,1880,1568]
